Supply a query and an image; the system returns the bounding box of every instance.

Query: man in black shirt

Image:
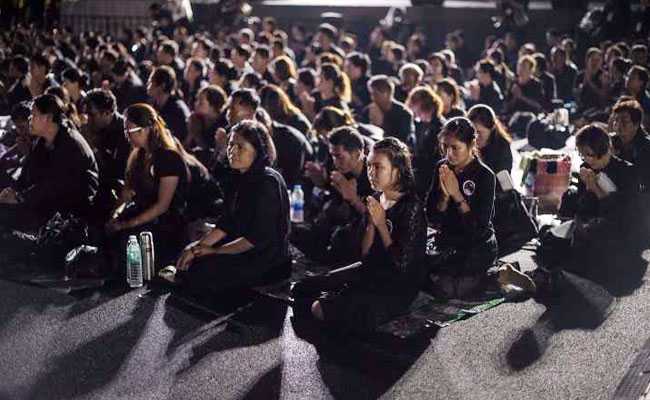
[84,89,131,223]
[157,40,186,84]
[362,74,415,148]
[506,55,545,114]
[611,99,650,193]
[467,59,504,113]
[251,45,276,84]
[533,52,557,112]
[147,66,191,141]
[550,46,577,102]
[293,126,373,264]
[0,94,98,231]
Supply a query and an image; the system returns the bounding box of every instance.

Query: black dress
[181,166,290,294]
[300,192,427,333]
[426,158,498,276]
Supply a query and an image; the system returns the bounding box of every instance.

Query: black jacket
[14,122,99,220]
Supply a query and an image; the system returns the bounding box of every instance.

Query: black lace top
[360,192,427,293]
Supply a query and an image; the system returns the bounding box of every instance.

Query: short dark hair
[255,45,271,60]
[231,119,273,169]
[150,65,177,93]
[235,44,252,60]
[576,123,611,158]
[318,23,338,41]
[30,53,50,70]
[85,88,117,113]
[297,68,317,90]
[438,117,477,150]
[159,40,179,57]
[231,88,260,110]
[33,94,66,124]
[346,52,371,76]
[613,99,644,126]
[368,74,394,95]
[328,126,364,152]
[630,65,649,87]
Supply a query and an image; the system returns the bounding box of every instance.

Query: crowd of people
[0,3,649,334]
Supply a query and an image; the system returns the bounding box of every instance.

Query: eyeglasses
[124,126,144,137]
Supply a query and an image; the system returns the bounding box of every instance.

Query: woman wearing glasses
[425,117,498,298]
[106,103,208,272]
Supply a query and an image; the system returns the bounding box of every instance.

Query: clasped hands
[438,164,463,203]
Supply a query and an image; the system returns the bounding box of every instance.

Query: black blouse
[426,158,496,246]
[217,166,290,264]
[480,131,513,177]
[361,192,427,292]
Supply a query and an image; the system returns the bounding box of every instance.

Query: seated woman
[294,137,426,334]
[425,117,498,298]
[185,85,228,157]
[467,104,513,188]
[537,124,639,279]
[172,120,291,295]
[106,103,201,273]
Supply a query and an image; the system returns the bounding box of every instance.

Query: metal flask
[139,232,155,281]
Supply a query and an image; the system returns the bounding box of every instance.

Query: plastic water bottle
[126,235,143,288]
[291,185,304,223]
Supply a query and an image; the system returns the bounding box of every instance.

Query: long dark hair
[320,62,351,102]
[371,137,416,194]
[467,104,512,143]
[260,84,302,122]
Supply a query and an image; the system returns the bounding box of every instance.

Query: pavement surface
[0,243,649,400]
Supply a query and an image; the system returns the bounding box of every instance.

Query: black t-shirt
[313,91,350,115]
[158,95,191,142]
[426,157,496,247]
[132,148,188,215]
[218,166,290,264]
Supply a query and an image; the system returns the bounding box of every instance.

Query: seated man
[0,94,99,232]
[537,124,640,281]
[291,126,373,265]
[83,88,131,224]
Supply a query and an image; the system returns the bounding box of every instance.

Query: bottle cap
[128,235,137,241]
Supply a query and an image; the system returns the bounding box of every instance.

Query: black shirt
[271,122,314,188]
[444,107,466,120]
[282,112,312,138]
[426,157,496,247]
[615,129,650,193]
[480,131,513,177]
[94,113,131,192]
[218,166,290,265]
[475,82,505,114]
[414,117,444,198]
[553,64,578,102]
[508,77,545,114]
[313,92,350,115]
[132,148,188,216]
[157,95,191,142]
[15,123,99,220]
[361,191,427,292]
[575,156,637,225]
[350,76,371,115]
[363,100,415,147]
[538,71,557,111]
[113,75,148,114]
[576,70,605,111]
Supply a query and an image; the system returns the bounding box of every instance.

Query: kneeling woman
[173,120,291,295]
[304,137,427,334]
[106,103,204,271]
[426,117,498,297]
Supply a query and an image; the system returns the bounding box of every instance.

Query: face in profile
[227,130,257,172]
[124,120,149,149]
[578,145,609,171]
[367,150,397,192]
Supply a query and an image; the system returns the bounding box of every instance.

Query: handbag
[493,189,539,256]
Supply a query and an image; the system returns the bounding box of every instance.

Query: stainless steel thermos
[139,232,155,281]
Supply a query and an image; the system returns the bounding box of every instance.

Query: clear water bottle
[291,185,304,223]
[126,235,143,288]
